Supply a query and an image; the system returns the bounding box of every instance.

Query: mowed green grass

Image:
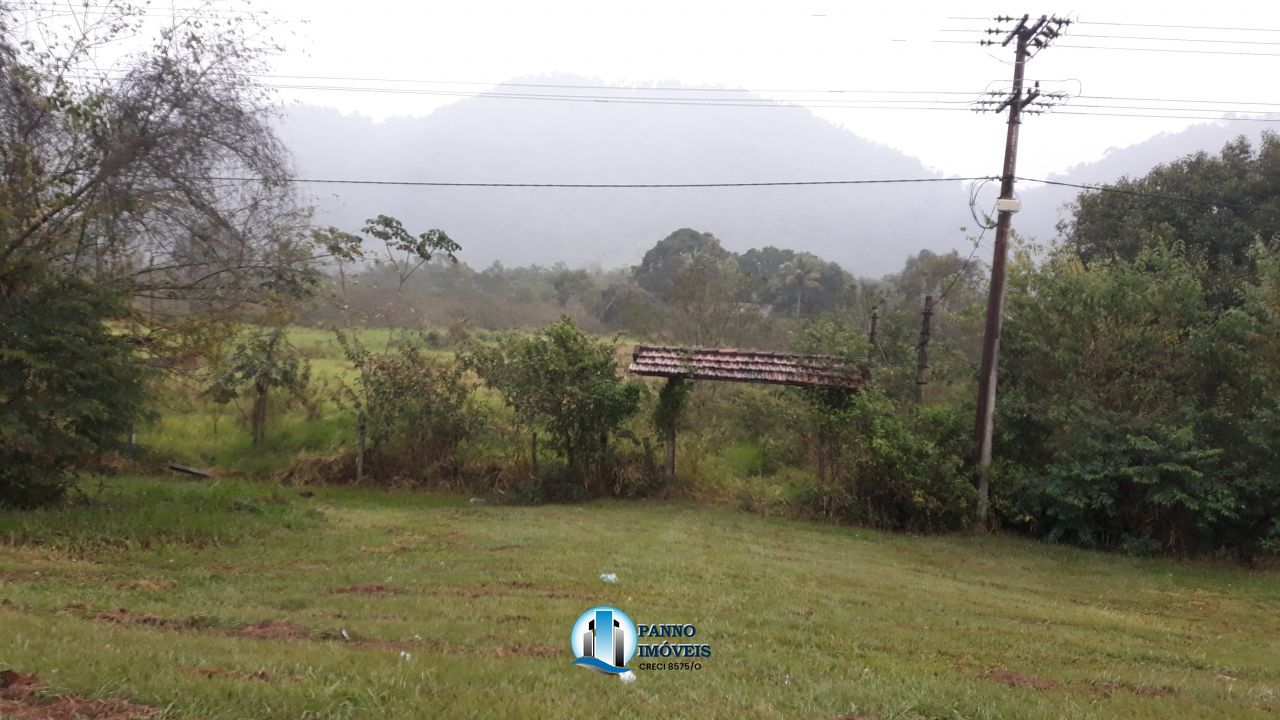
[1,478,1277,720]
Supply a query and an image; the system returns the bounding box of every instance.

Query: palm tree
[782,255,824,317]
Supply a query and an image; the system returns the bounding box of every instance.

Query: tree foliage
[0,278,149,506]
[996,243,1280,556]
[207,328,310,447]
[0,0,316,503]
[464,318,645,493]
[0,1,316,315]
[337,334,481,483]
[1064,133,1280,307]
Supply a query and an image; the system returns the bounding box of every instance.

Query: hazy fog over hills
[280,78,1279,276]
[281,77,975,276]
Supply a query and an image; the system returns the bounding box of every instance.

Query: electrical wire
[200,175,995,189]
[54,69,1280,116]
[945,16,1280,33]
[1015,177,1280,215]
[1053,43,1280,57]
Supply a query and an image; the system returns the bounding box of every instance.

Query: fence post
[356,418,366,483]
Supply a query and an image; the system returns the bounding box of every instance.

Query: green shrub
[800,388,974,532]
[339,334,483,484]
[996,242,1280,556]
[0,279,150,508]
[463,317,648,496]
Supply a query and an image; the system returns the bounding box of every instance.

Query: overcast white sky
[256,0,1280,179]
[26,0,1280,179]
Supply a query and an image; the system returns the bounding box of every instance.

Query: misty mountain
[280,77,975,277]
[1014,119,1280,243]
[280,78,1279,276]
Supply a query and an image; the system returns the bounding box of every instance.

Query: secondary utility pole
[915,295,933,406]
[971,14,1070,530]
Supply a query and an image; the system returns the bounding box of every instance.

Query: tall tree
[1063,133,1280,308]
[0,1,317,318]
[0,0,316,504]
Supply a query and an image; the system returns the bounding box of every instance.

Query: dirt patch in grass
[236,620,312,640]
[544,590,602,601]
[983,668,1061,690]
[0,571,44,583]
[359,535,433,555]
[444,586,510,599]
[332,583,400,596]
[501,614,531,622]
[115,580,177,592]
[507,580,536,589]
[1089,680,1179,698]
[0,670,158,719]
[492,643,559,658]
[95,608,171,627]
[181,667,271,682]
[487,544,528,552]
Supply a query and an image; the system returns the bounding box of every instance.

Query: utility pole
[970,14,1070,530]
[868,306,879,349]
[915,295,933,406]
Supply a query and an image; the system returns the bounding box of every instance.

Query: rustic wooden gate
[627,345,868,479]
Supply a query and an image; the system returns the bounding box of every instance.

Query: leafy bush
[802,389,973,532]
[997,242,1280,556]
[0,279,150,508]
[464,318,648,497]
[339,334,482,484]
[206,328,311,446]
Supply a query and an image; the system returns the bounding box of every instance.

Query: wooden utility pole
[971,14,1070,529]
[915,295,933,405]
[868,306,879,348]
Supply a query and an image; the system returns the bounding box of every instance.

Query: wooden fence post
[356,419,366,484]
[531,431,538,477]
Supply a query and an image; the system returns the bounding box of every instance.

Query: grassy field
[137,326,459,476]
[1,477,1277,719]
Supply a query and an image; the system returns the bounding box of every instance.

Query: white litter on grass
[468,497,485,505]
[618,671,636,684]
[600,573,619,583]
[399,650,412,661]
[341,629,351,641]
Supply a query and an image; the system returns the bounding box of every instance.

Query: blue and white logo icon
[570,606,637,674]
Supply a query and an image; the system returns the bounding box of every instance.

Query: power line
[1074,19,1280,33]
[1051,110,1279,121]
[76,76,1280,119]
[60,69,1280,114]
[204,175,994,189]
[1053,43,1280,57]
[946,16,1280,33]
[1015,176,1280,215]
[943,28,1280,45]
[1064,33,1280,47]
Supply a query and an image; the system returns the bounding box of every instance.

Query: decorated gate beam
[628,345,870,479]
